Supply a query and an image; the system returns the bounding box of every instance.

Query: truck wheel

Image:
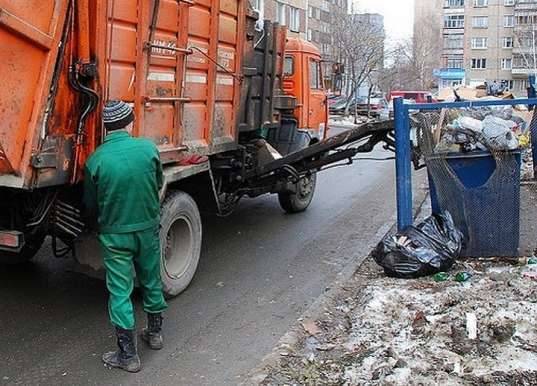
[160,191,202,298]
[0,233,45,265]
[278,173,317,213]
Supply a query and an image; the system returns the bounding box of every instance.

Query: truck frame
[0,0,394,297]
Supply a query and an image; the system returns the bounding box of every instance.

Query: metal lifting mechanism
[244,120,396,183]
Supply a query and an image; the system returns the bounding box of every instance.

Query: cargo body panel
[0,0,70,188]
[0,0,245,189]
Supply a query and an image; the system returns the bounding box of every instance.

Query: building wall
[251,0,307,39]
[463,0,514,89]
[428,0,536,95]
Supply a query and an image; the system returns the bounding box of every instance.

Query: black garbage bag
[372,211,463,278]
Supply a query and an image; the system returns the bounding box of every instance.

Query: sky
[354,0,415,43]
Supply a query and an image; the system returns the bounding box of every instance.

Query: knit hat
[103,100,134,130]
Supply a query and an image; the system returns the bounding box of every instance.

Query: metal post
[528,75,537,179]
[394,97,412,231]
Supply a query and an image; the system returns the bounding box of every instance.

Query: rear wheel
[159,191,202,298]
[0,233,46,265]
[278,173,317,213]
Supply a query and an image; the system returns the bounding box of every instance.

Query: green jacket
[84,131,163,234]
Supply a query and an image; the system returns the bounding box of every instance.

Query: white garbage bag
[481,116,519,151]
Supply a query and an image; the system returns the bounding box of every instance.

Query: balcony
[512,67,536,78]
[515,2,537,12]
[433,68,465,80]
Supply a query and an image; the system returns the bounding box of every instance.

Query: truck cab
[282,38,328,143]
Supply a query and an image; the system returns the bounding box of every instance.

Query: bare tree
[377,16,442,94]
[332,12,385,117]
[397,17,441,90]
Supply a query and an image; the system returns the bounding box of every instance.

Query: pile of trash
[373,212,463,279]
[433,105,530,154]
[259,257,537,386]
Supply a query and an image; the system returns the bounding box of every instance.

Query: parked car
[329,96,366,115]
[355,97,389,117]
[388,91,435,103]
[328,94,347,108]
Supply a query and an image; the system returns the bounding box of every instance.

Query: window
[473,0,488,6]
[253,0,262,10]
[504,15,514,27]
[289,6,300,32]
[472,16,488,28]
[284,56,294,76]
[315,7,321,20]
[307,28,312,41]
[514,54,530,68]
[277,2,286,25]
[514,79,529,91]
[504,0,514,5]
[309,60,322,89]
[471,58,487,69]
[308,6,313,18]
[444,15,465,28]
[471,37,488,49]
[444,34,464,49]
[517,15,537,25]
[501,58,512,70]
[444,0,464,7]
[519,36,534,47]
[446,57,464,68]
[503,37,513,48]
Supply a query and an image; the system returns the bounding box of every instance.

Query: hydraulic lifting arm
[245,120,397,182]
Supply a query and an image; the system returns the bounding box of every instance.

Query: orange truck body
[0,0,249,189]
[0,0,329,274]
[0,0,326,191]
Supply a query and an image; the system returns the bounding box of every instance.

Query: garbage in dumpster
[372,211,463,278]
[481,116,519,151]
[435,113,524,154]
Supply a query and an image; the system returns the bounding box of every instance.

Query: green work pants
[98,226,168,330]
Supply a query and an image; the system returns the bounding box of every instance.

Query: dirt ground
[258,256,537,386]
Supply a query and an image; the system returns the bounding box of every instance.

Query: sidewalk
[248,186,537,386]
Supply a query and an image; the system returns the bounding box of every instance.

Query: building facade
[417,0,537,95]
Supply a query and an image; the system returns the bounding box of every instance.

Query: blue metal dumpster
[428,150,521,257]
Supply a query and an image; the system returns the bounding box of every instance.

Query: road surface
[0,134,426,386]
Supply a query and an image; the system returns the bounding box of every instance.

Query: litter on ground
[259,256,537,386]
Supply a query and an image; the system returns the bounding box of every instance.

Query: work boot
[102,327,141,373]
[141,312,163,350]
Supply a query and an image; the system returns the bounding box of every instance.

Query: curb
[244,192,430,385]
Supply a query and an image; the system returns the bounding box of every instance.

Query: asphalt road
[0,137,425,386]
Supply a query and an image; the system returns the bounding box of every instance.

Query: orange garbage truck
[0,0,392,296]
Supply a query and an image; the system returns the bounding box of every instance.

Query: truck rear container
[0,0,393,296]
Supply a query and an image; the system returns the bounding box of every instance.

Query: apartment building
[417,0,537,95]
[251,0,307,39]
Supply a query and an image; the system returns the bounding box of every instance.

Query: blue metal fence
[394,97,537,231]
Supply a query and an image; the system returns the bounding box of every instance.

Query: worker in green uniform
[84,100,168,373]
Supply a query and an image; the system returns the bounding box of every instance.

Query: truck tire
[278,173,317,213]
[0,233,45,265]
[160,191,202,298]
